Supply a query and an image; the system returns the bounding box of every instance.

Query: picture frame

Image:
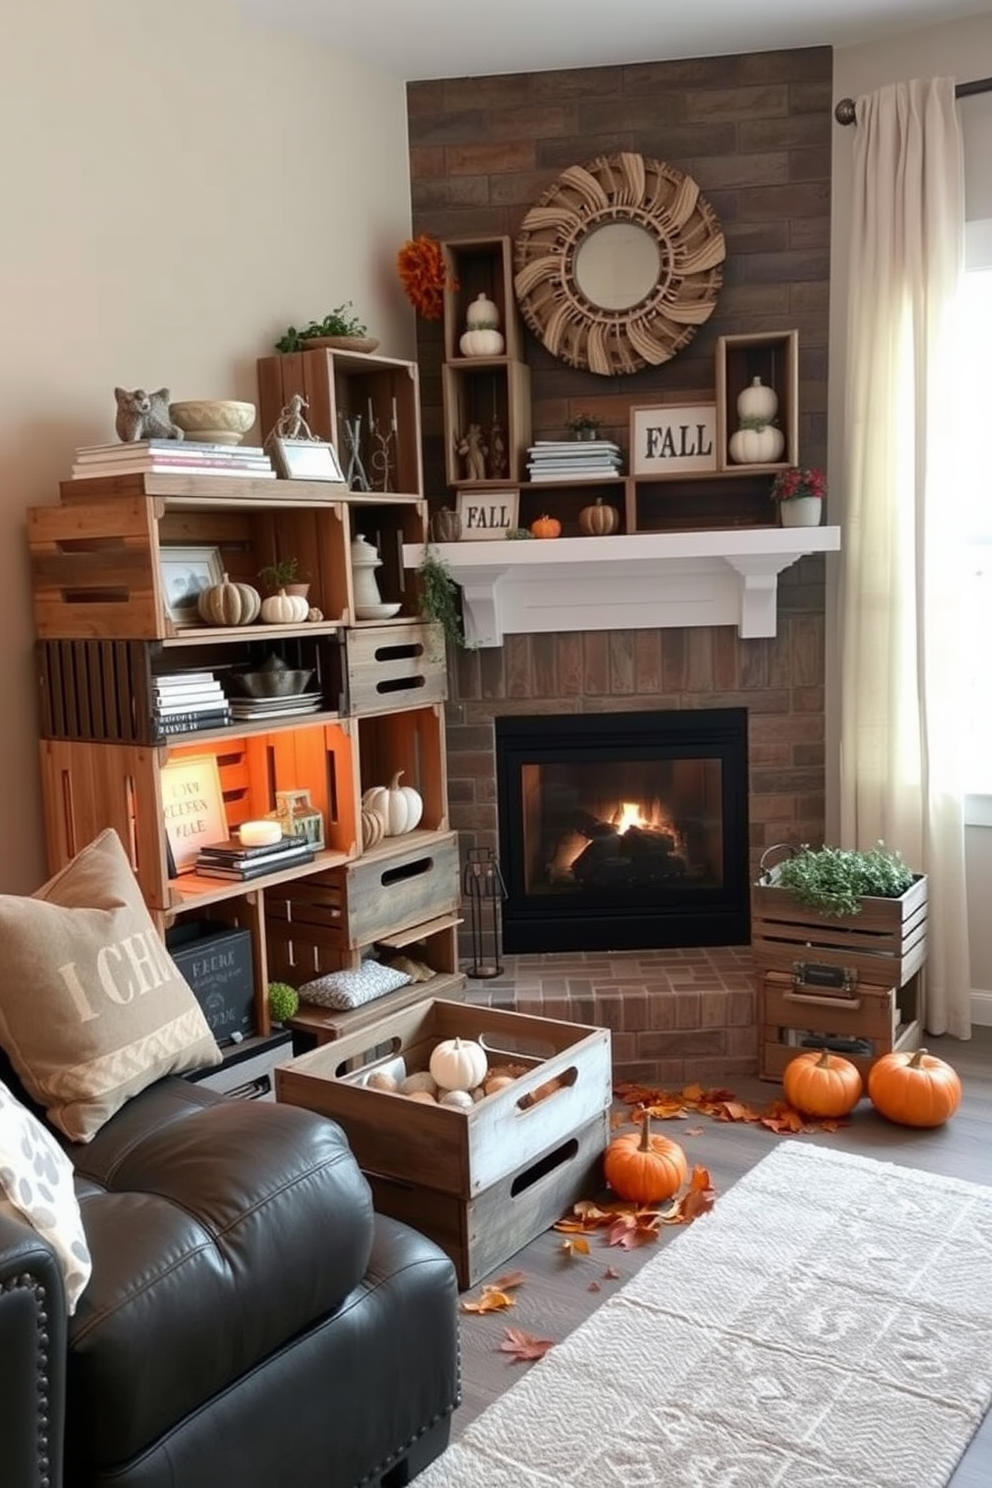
[268,437,346,483]
[455,488,520,540]
[160,754,228,875]
[630,403,718,476]
[159,545,225,628]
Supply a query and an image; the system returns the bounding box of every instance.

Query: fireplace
[494,709,750,954]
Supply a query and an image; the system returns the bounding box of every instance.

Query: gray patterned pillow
[299,960,412,1011]
[0,1079,91,1313]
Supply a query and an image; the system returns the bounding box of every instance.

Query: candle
[368,397,375,430]
[239,819,283,848]
[391,396,398,432]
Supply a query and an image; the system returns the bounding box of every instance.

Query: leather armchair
[0,1071,459,1488]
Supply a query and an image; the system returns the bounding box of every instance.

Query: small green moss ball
[267,981,300,1023]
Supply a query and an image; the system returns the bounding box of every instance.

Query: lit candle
[391,396,398,432]
[239,819,283,848]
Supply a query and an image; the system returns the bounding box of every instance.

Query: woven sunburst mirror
[513,152,726,377]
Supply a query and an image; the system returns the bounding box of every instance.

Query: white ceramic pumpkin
[736,375,778,424]
[459,327,505,356]
[260,588,310,624]
[362,770,423,836]
[429,1037,489,1092]
[466,291,500,329]
[728,423,785,464]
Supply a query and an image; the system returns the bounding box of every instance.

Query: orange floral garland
[396,235,455,320]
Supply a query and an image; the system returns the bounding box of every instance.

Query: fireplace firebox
[495,709,750,953]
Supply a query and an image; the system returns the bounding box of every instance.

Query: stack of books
[526,440,624,481]
[195,835,316,881]
[71,440,276,480]
[153,671,231,737]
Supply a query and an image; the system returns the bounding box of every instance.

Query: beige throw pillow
[0,829,222,1142]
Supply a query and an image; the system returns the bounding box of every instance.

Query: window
[959,221,992,798]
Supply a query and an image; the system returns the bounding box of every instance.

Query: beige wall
[0,0,415,892]
[828,11,992,1016]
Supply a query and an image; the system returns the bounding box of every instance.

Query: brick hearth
[461,946,757,1086]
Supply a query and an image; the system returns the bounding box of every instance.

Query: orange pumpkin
[868,1047,962,1127]
[782,1048,862,1118]
[578,497,620,536]
[530,514,561,539]
[603,1110,688,1203]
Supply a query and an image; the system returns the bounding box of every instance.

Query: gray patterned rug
[417,1142,992,1488]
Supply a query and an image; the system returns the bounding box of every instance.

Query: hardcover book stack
[195,835,316,881]
[153,671,231,737]
[526,440,623,482]
[71,439,276,480]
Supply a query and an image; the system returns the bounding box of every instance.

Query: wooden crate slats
[758,968,923,1081]
[357,704,448,830]
[338,831,460,946]
[751,876,928,986]
[345,622,446,716]
[37,639,152,743]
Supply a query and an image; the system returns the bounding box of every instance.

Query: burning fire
[611,799,684,850]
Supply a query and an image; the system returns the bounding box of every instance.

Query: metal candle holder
[462,848,507,979]
[339,413,371,492]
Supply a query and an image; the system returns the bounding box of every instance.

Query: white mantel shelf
[403,527,841,647]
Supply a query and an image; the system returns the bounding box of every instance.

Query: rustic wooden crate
[27,489,351,640]
[265,830,460,958]
[356,704,448,829]
[759,969,922,1082]
[275,999,613,1201]
[36,633,347,745]
[366,1111,610,1288]
[344,621,447,717]
[39,721,358,911]
[751,873,928,989]
[279,913,466,1042]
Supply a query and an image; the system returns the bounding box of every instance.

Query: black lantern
[462,848,507,978]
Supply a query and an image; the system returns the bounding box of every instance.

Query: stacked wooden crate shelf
[28,348,466,1044]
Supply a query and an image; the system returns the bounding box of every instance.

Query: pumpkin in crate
[429,1036,488,1092]
[868,1047,962,1127]
[360,803,386,850]
[362,770,423,836]
[603,1111,687,1203]
[578,497,620,536]
[260,588,310,624]
[196,574,261,627]
[783,1048,862,1118]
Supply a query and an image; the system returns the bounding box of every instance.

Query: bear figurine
[114,387,184,443]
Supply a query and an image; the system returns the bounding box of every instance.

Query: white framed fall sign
[160,754,227,874]
[630,402,718,476]
[455,488,520,540]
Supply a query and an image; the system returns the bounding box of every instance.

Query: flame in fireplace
[611,798,685,852]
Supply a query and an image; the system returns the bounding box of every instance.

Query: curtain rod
[835,75,992,125]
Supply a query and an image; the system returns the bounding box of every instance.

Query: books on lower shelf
[71,439,275,480]
[152,671,231,735]
[527,440,623,481]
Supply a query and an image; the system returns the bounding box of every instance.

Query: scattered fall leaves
[614,1080,850,1134]
[460,1270,527,1314]
[499,1327,555,1363]
[554,1164,717,1249]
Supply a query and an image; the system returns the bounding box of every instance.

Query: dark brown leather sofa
[0,1068,460,1488]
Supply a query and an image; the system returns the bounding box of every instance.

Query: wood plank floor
[450,1026,992,1487]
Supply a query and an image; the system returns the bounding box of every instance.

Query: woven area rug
[418,1142,992,1488]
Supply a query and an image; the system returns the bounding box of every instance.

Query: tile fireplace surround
[461,947,757,1087]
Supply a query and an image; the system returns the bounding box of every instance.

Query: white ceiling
[234,0,991,81]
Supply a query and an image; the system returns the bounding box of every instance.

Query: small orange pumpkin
[868,1047,962,1127]
[603,1110,688,1203]
[530,514,561,539]
[578,497,620,536]
[783,1048,862,1118]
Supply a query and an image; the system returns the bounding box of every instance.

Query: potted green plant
[566,412,602,441]
[763,842,914,918]
[257,557,309,597]
[275,302,378,354]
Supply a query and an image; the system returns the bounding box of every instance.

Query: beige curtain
[839,77,971,1038]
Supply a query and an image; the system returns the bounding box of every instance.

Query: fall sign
[455,488,520,539]
[160,754,227,874]
[630,402,718,475]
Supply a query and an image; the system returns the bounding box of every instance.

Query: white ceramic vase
[779,496,823,528]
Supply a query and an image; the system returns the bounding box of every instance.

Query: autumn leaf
[685,1125,705,1136]
[614,1081,850,1135]
[588,1280,601,1292]
[559,1235,591,1258]
[603,1265,621,1280]
[608,1211,661,1248]
[490,1270,527,1290]
[460,1287,517,1314]
[499,1327,554,1363]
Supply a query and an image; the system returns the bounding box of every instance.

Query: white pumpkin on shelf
[259,588,310,624]
[460,292,504,356]
[429,1037,488,1092]
[362,770,423,836]
[728,421,785,465]
[736,375,778,424]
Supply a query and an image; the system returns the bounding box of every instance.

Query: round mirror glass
[573,222,662,311]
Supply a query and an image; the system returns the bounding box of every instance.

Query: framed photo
[160,754,227,875]
[455,488,519,540]
[630,403,718,476]
[269,437,346,483]
[159,545,224,628]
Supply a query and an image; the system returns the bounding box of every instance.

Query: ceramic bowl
[228,668,314,699]
[169,399,257,445]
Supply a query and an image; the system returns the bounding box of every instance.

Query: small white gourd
[439,1088,474,1110]
[429,1036,488,1092]
[466,291,500,329]
[736,376,778,424]
[362,770,423,836]
[400,1070,439,1097]
[728,423,785,465]
[260,588,310,624]
[459,326,505,357]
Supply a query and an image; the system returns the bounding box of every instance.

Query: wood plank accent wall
[406,47,833,893]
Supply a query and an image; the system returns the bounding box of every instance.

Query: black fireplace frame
[495,708,750,954]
